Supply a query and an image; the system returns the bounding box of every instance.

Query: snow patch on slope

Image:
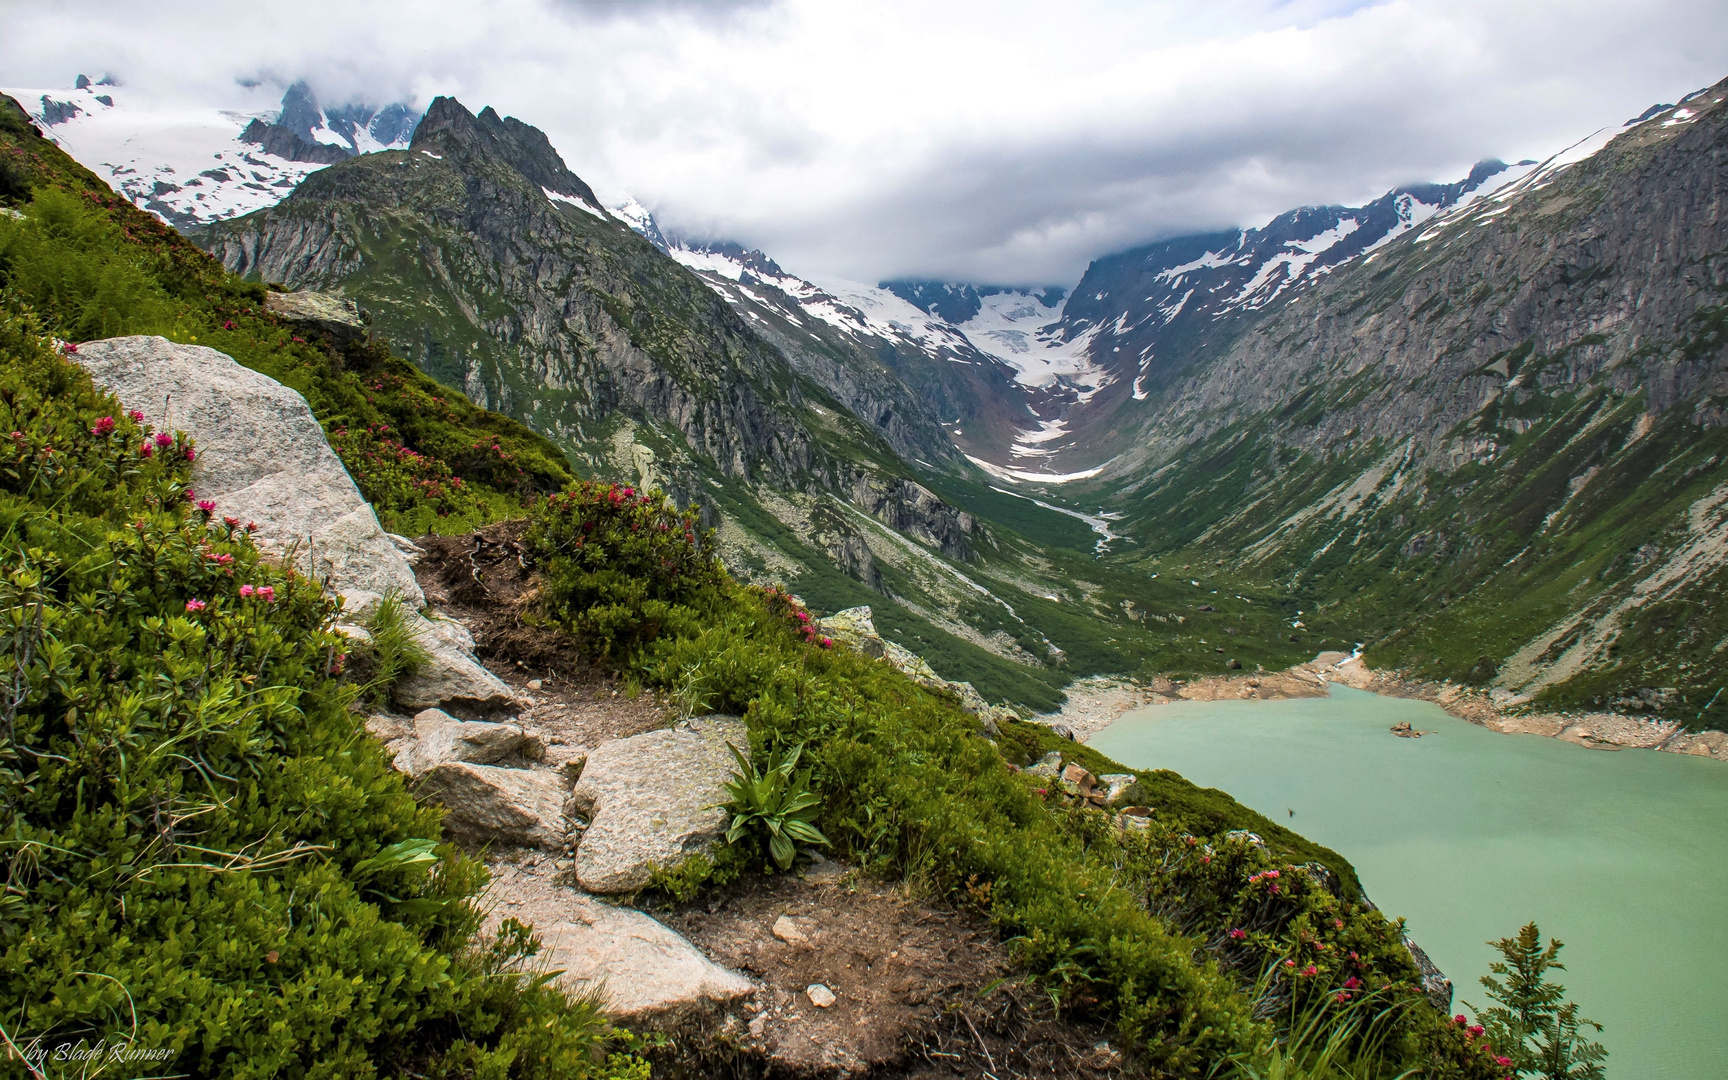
[543,186,608,219]
[4,81,414,228]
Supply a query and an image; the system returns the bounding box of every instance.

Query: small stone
[1024,751,1062,779]
[1097,773,1137,805]
[1060,763,1097,796]
[772,915,808,945]
[748,1015,766,1038]
[805,983,836,1008]
[527,679,543,690]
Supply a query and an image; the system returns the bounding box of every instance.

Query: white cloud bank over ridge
[2,0,1724,284]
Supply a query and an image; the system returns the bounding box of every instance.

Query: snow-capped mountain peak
[2,79,419,229]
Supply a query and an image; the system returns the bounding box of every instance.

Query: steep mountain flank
[1089,81,1728,724]
[604,219,1060,469]
[197,97,1245,707]
[203,96,833,490]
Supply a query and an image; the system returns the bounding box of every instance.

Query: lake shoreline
[1038,660,1728,762]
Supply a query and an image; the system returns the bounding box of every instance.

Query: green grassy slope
[0,96,572,536]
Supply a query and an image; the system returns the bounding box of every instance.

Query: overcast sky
[3,0,1725,284]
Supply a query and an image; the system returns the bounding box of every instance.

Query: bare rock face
[569,717,748,895]
[1404,939,1454,1012]
[416,762,569,848]
[264,290,366,342]
[536,894,755,1022]
[73,335,419,614]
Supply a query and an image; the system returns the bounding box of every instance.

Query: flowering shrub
[330,420,484,522]
[526,481,725,660]
[760,585,833,648]
[0,317,641,1076]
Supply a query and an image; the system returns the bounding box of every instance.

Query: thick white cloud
[3,0,1724,284]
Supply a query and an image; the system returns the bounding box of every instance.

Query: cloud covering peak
[3,0,1724,283]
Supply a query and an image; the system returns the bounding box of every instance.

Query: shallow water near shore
[1090,685,1728,1080]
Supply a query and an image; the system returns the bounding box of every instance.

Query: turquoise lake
[1088,686,1728,1080]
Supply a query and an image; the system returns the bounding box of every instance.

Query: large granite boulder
[569,717,748,894]
[538,894,755,1022]
[74,336,419,612]
[73,336,514,713]
[416,762,569,848]
[76,333,419,611]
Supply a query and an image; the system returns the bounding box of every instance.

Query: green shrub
[1468,923,1607,1080]
[0,317,639,1077]
[527,481,724,660]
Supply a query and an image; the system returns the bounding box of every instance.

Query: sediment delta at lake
[1038,655,1728,760]
[1088,686,1728,1080]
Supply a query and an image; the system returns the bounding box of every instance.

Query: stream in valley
[1089,686,1728,1079]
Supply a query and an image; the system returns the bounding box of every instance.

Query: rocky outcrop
[1404,940,1453,1011]
[239,117,350,165]
[73,336,514,714]
[264,289,366,342]
[569,716,748,894]
[849,476,976,561]
[815,606,1018,728]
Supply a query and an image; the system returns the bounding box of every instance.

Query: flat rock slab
[417,762,569,848]
[538,894,756,1022]
[570,717,747,895]
[484,859,755,1024]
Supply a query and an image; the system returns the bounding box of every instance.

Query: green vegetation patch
[0,320,643,1077]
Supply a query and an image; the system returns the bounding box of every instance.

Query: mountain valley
[11,73,1728,729]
